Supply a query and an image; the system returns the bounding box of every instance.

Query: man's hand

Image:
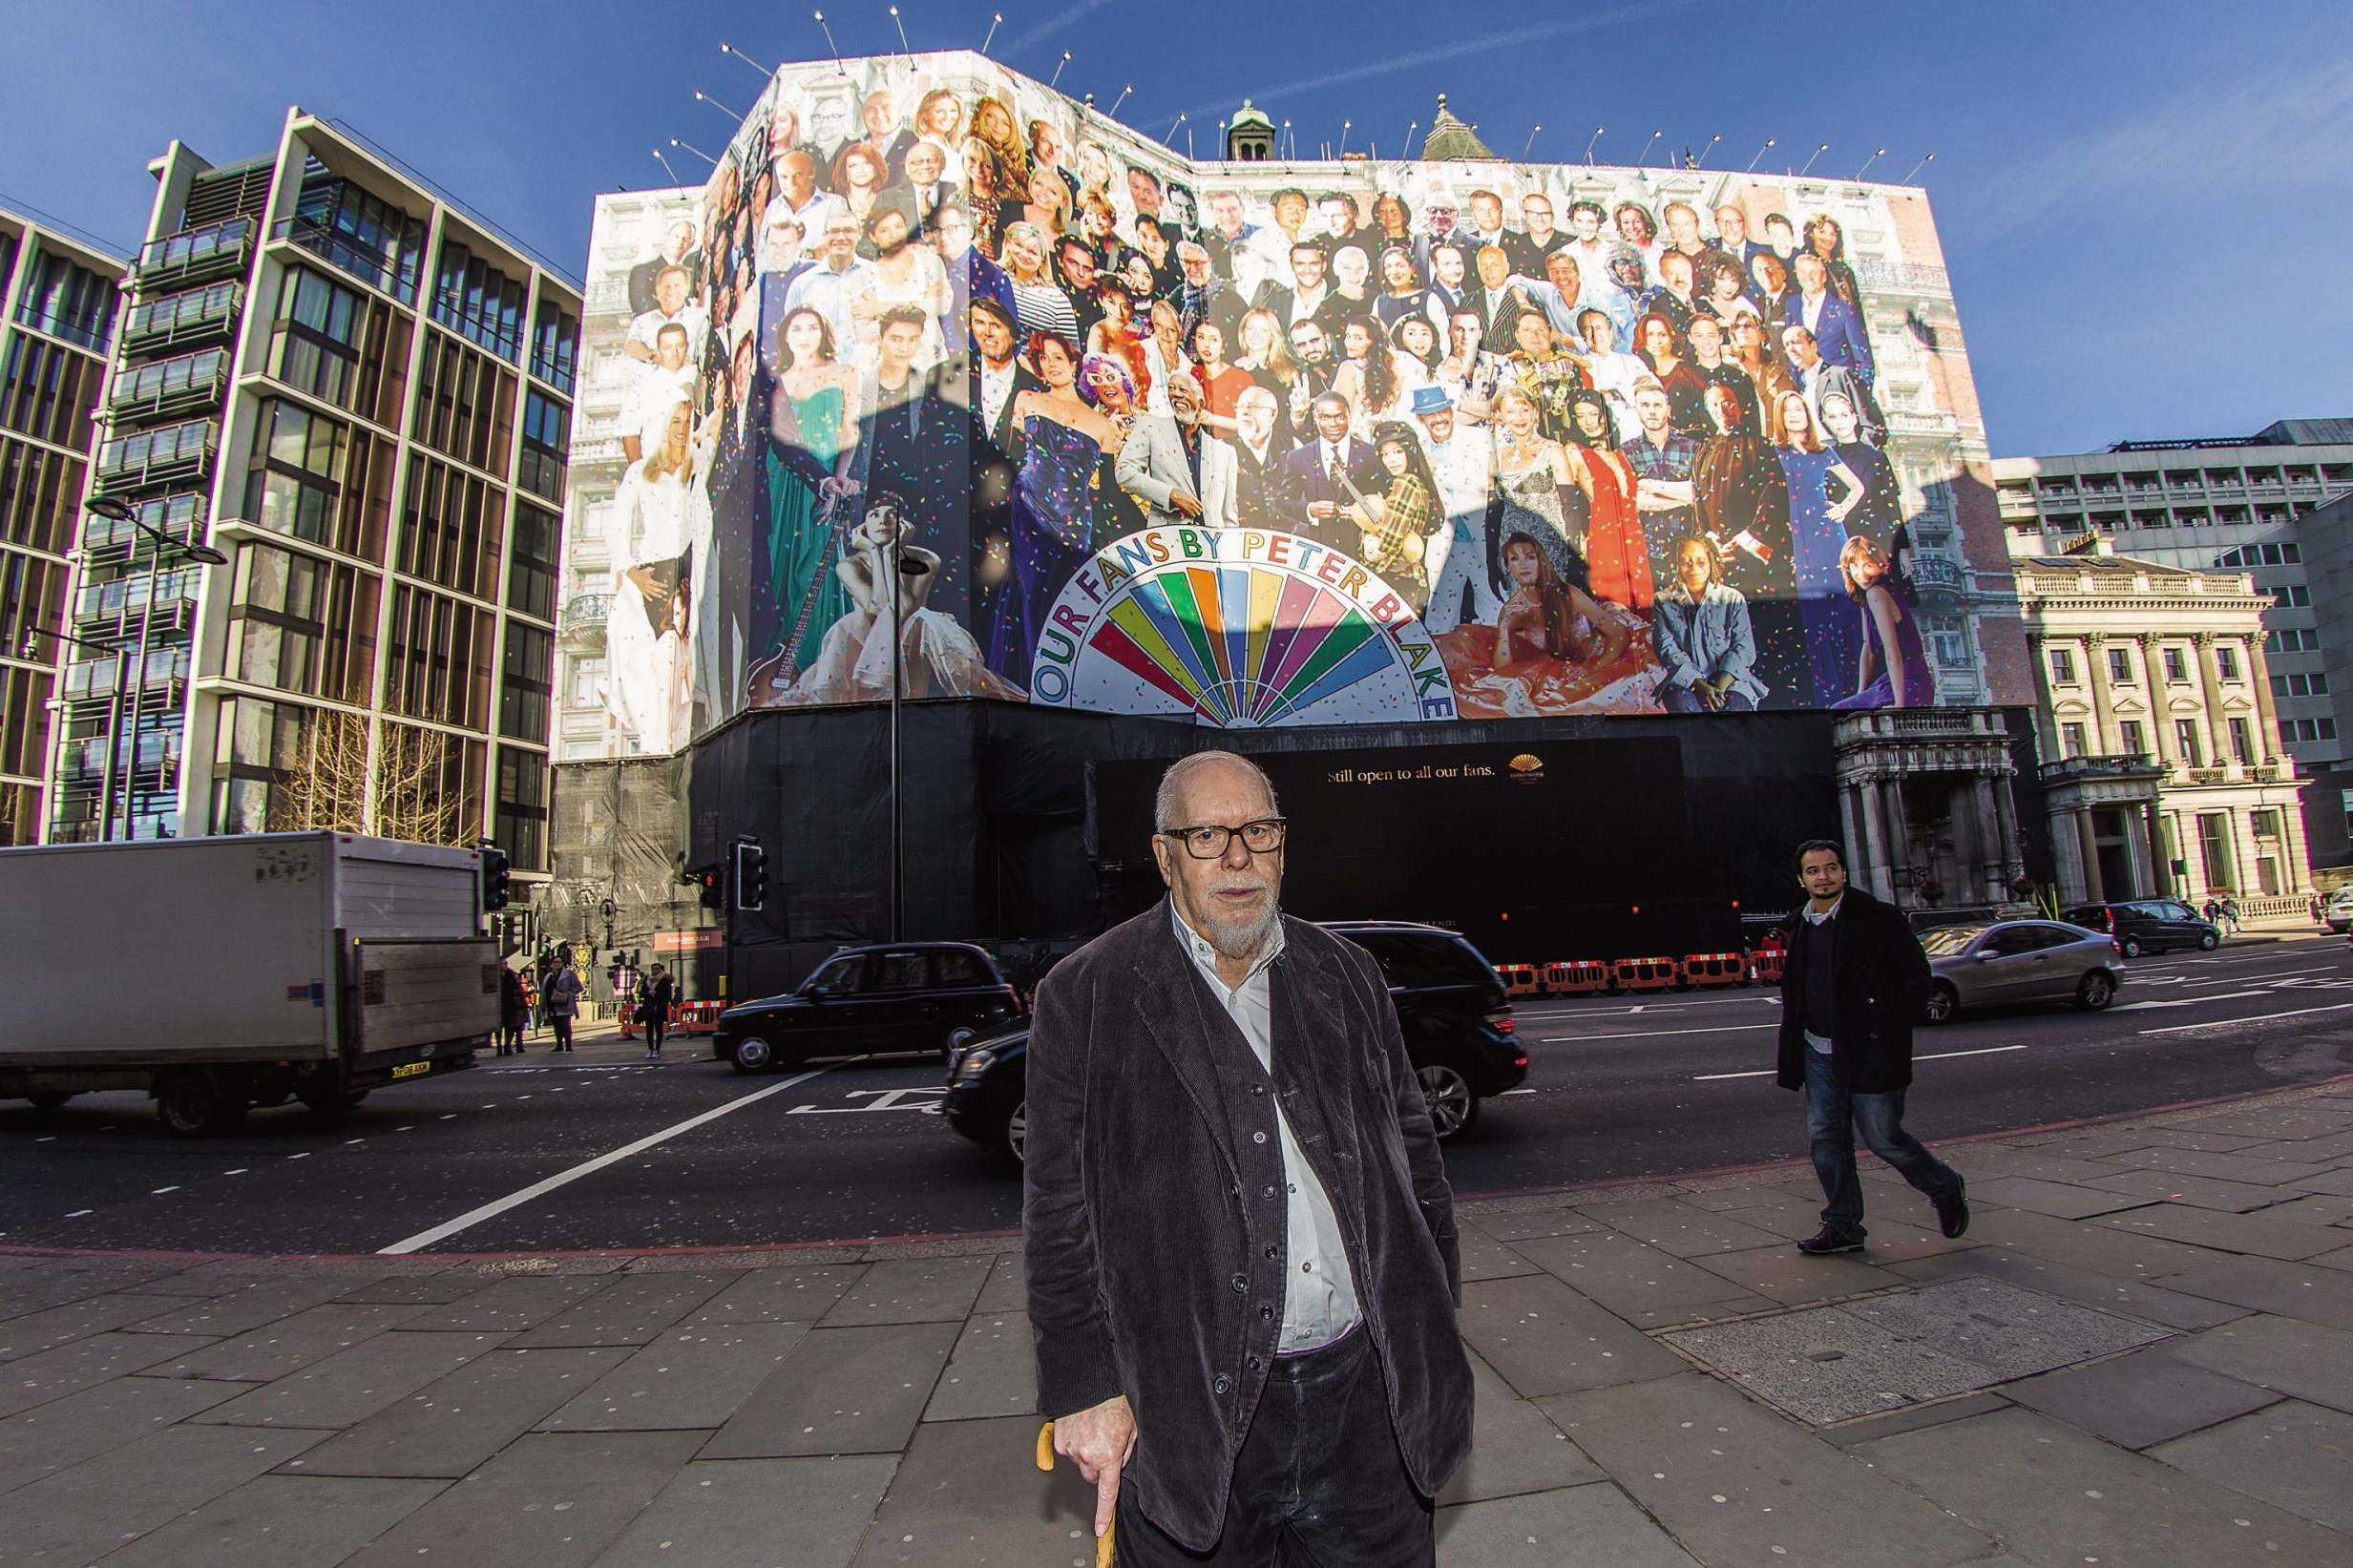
[1168,489,1205,518]
[1309,499,1338,520]
[1053,1393,1137,1538]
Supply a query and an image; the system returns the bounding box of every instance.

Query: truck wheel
[27,1092,74,1111]
[157,1071,249,1138]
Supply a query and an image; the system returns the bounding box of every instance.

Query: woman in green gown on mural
[748,305,865,707]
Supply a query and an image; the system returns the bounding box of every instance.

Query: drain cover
[1662,1278,2170,1425]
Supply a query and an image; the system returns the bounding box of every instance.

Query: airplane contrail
[1003,0,1117,58]
[1164,0,1702,125]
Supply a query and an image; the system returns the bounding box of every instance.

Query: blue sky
[6,0,2348,455]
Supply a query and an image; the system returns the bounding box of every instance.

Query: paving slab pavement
[3,1079,2352,1563]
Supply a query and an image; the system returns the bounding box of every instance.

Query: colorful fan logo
[1029,527,1456,727]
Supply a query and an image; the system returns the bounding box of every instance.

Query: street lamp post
[874,501,933,942]
[84,494,226,841]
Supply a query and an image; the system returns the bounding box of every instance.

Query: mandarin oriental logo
[1508,753,1544,783]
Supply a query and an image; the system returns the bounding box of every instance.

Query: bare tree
[267,706,369,834]
[371,721,467,846]
[266,706,470,846]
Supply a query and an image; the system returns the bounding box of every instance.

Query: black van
[2062,899,2220,957]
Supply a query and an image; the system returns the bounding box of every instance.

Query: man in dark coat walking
[1777,838,1967,1253]
[1027,751,1472,1565]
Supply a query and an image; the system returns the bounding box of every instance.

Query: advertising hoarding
[579,50,1989,750]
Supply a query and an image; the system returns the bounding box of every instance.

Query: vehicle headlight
[958,1049,997,1077]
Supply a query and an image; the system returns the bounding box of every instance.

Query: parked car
[710,943,1024,1074]
[942,921,1526,1167]
[2061,899,2220,957]
[1922,920,2125,1024]
[2324,888,2353,934]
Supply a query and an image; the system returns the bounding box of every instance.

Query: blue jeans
[1804,1045,1960,1236]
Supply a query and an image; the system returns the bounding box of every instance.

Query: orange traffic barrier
[1681,951,1749,990]
[1750,947,1788,985]
[620,999,726,1039]
[1611,956,1679,993]
[1495,963,1542,998]
[1541,959,1610,995]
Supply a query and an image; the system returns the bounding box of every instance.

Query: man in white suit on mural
[1118,371,1238,530]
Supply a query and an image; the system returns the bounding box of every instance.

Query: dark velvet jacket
[1024,902,1473,1552]
[1775,883,1933,1095]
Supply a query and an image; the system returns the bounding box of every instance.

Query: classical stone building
[1831,708,2028,915]
[2014,547,2311,911]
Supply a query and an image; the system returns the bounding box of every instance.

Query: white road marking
[377,1062,847,1255]
[2111,990,2272,1013]
[1543,1022,1775,1042]
[1694,1043,2025,1082]
[64,1209,91,1218]
[1500,1088,1537,1096]
[2139,1000,2353,1035]
[787,1086,949,1115]
[286,1153,309,1160]
[151,1186,179,1195]
[1628,1005,1645,1014]
[222,1168,247,1176]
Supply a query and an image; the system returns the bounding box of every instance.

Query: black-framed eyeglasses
[1161,818,1287,860]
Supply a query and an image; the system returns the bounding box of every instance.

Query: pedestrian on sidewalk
[544,944,583,1053]
[2312,892,2326,926]
[496,964,527,1056]
[2221,895,2241,934]
[1777,838,1968,1254]
[1026,751,1472,1567]
[639,964,676,1059]
[2202,896,2222,928]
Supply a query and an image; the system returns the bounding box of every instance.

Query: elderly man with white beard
[1026,751,1472,1567]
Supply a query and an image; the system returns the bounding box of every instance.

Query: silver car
[1921,920,2123,1025]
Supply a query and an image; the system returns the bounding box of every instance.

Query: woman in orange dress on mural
[1562,387,1651,612]
[1436,531,1659,718]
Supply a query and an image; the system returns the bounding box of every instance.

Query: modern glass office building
[42,110,579,886]
[0,205,121,845]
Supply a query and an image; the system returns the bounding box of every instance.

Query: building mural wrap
[570,49,2000,748]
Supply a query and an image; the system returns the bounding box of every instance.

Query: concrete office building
[2014,547,2310,911]
[0,207,122,845]
[44,110,580,891]
[2281,485,2353,876]
[1994,420,2353,779]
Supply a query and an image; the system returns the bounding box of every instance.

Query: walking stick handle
[1035,1420,1117,1567]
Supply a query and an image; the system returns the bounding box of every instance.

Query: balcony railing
[93,419,217,491]
[107,347,231,422]
[1853,260,1951,295]
[119,282,242,351]
[559,592,612,652]
[2038,752,2162,784]
[75,570,202,625]
[80,493,208,560]
[1912,554,1965,605]
[137,218,256,288]
[271,217,419,305]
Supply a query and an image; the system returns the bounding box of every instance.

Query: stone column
[2245,636,2280,765]
[1992,773,2024,888]
[2137,634,2172,765]
[1972,774,2004,904]
[1858,776,1894,903]
[2077,809,2106,903]
[2124,805,2156,898]
[2085,634,2118,754]
[1838,783,1862,875]
[1880,778,1909,891]
[2050,805,2088,904]
[2195,632,2229,770]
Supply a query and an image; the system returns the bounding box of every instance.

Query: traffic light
[693,865,725,911]
[478,843,512,911]
[733,837,767,912]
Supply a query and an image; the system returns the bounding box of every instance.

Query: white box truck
[0,832,500,1134]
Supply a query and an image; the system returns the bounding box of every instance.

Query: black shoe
[1797,1225,1866,1255]
[1936,1176,1970,1240]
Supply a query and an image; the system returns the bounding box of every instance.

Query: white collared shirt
[1170,904,1362,1353]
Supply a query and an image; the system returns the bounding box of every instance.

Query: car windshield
[1922,927,1985,956]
